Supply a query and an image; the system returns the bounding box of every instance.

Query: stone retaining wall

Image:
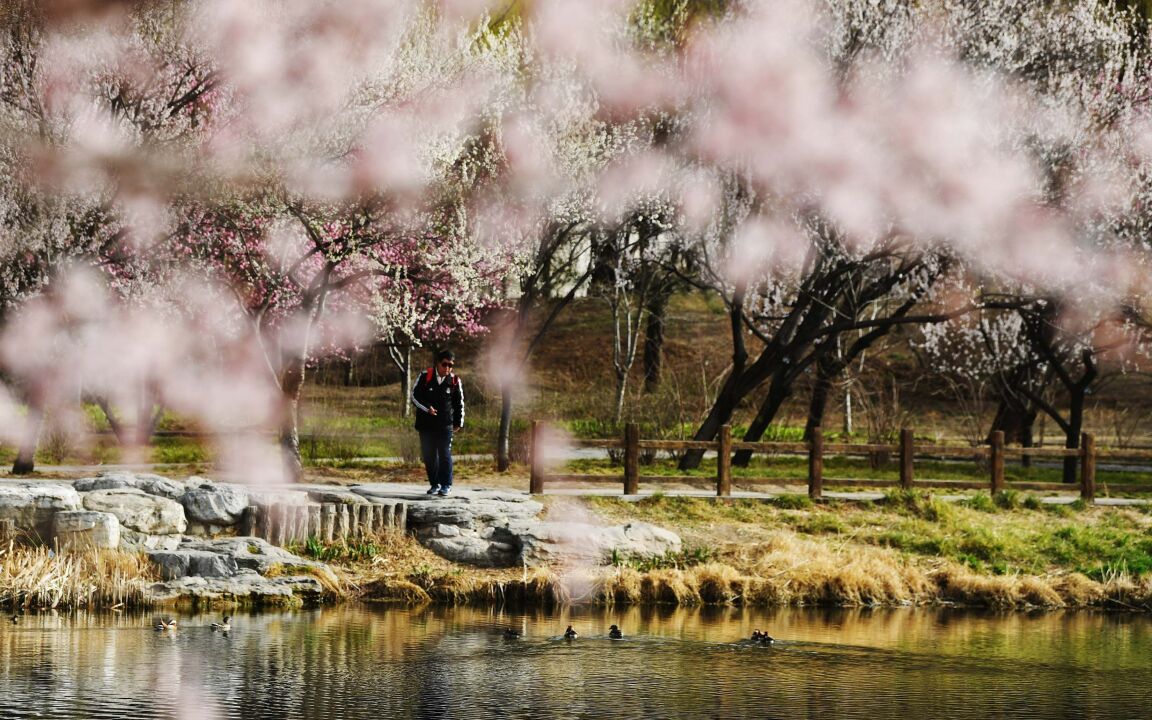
[239,501,407,546]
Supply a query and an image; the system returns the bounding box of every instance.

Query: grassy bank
[328,488,1152,612]
[3,479,1150,613]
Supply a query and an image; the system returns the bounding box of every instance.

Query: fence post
[989,430,1005,496]
[1080,432,1096,502]
[808,426,823,500]
[529,421,545,495]
[717,425,732,497]
[624,422,640,495]
[899,428,914,490]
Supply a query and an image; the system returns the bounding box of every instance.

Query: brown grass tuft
[362,578,432,604]
[1017,577,1065,608]
[641,569,699,605]
[693,563,743,604]
[601,567,644,604]
[0,545,157,609]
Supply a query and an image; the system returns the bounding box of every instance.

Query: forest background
[4,0,1152,610]
[5,0,1152,489]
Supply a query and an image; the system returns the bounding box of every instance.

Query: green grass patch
[586,494,1152,581]
[609,546,715,572]
[289,535,383,564]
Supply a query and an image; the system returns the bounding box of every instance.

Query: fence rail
[527,422,1140,501]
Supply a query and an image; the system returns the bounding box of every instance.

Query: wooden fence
[237,501,407,546]
[526,422,1150,501]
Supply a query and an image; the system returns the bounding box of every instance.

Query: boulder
[147,536,336,584]
[304,489,369,505]
[406,501,476,529]
[145,573,325,603]
[149,549,239,580]
[350,485,680,569]
[119,529,183,551]
[507,519,681,565]
[53,511,121,550]
[424,535,520,567]
[0,481,82,539]
[247,489,313,507]
[73,472,185,500]
[180,478,249,525]
[81,487,187,535]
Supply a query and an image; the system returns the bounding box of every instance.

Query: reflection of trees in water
[2,606,1150,718]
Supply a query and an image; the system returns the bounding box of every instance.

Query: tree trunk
[678,374,745,470]
[643,291,668,392]
[805,355,840,441]
[989,396,1038,469]
[733,373,794,466]
[279,354,306,483]
[613,368,628,423]
[1063,385,1086,485]
[497,384,513,471]
[12,404,42,474]
[389,344,412,419]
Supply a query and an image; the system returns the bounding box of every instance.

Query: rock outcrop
[353,485,681,569]
[2,472,683,598]
[81,487,188,535]
[146,536,333,602]
[0,481,82,540]
[53,510,121,550]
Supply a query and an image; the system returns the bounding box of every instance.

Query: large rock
[247,489,313,507]
[405,501,477,528]
[81,487,187,535]
[147,536,336,584]
[509,520,682,565]
[145,573,325,603]
[0,481,82,539]
[145,537,333,603]
[149,549,238,579]
[352,485,679,569]
[304,488,369,505]
[424,535,519,567]
[180,478,249,525]
[73,472,185,500]
[120,529,183,551]
[54,511,121,550]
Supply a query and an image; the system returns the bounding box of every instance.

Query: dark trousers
[419,427,454,488]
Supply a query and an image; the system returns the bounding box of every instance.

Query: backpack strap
[425,367,434,384]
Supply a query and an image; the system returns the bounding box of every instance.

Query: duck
[154,618,177,631]
[563,625,578,640]
[503,628,522,639]
[210,616,231,631]
[751,629,775,645]
[10,615,18,624]
[608,624,623,639]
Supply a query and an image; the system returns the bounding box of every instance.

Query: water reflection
[0,605,1148,719]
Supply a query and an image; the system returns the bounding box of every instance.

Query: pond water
[0,604,1148,719]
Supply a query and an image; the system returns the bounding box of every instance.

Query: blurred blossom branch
[0,0,1149,480]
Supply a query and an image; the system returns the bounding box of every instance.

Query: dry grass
[346,510,1152,611]
[0,543,157,609]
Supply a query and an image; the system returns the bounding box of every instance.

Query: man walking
[411,349,464,496]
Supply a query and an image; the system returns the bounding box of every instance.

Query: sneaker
[426,485,440,495]
[437,487,451,496]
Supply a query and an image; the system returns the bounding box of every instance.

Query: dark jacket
[411,367,464,432]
